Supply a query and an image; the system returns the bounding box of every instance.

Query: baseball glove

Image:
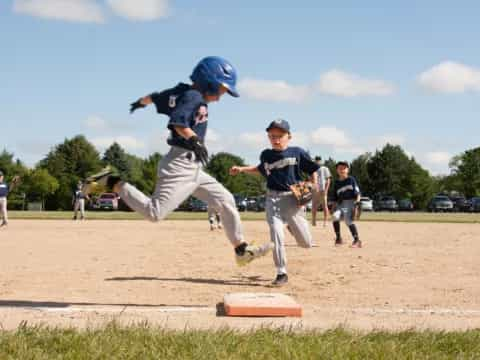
[290,181,314,206]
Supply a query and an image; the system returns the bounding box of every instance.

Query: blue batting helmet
[190,56,239,97]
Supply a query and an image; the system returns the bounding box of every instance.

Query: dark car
[190,198,208,212]
[398,198,414,211]
[470,197,480,212]
[427,195,454,212]
[245,196,266,212]
[234,194,247,211]
[450,196,470,212]
[374,196,398,211]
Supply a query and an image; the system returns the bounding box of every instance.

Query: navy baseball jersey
[0,182,8,197]
[332,176,360,202]
[150,83,208,149]
[257,147,319,191]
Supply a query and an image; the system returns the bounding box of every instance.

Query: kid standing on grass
[82,56,271,266]
[230,119,319,286]
[331,161,362,248]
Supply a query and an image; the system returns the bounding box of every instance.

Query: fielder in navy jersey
[230,119,319,286]
[0,170,9,227]
[82,56,271,267]
[331,161,362,248]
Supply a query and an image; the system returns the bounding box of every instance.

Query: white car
[360,197,374,211]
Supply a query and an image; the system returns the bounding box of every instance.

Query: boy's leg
[284,195,313,248]
[73,200,79,220]
[80,199,85,220]
[266,195,288,280]
[193,170,272,265]
[344,200,361,247]
[117,148,199,221]
[0,197,7,226]
[331,208,344,245]
[311,190,320,226]
[321,192,329,226]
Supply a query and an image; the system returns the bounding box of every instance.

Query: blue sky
[1,0,479,175]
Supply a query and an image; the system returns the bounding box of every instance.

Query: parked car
[190,198,208,212]
[94,192,119,211]
[359,197,374,211]
[374,196,398,211]
[398,198,414,211]
[234,194,247,211]
[470,197,480,212]
[427,195,454,212]
[450,196,470,212]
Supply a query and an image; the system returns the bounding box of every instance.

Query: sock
[333,221,341,239]
[235,243,247,256]
[349,224,359,241]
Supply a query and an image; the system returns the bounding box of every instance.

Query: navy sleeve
[298,148,320,174]
[168,91,204,129]
[256,151,267,178]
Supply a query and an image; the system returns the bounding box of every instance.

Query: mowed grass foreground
[1,324,479,359]
[8,210,480,223]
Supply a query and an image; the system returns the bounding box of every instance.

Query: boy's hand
[185,136,208,166]
[130,99,146,113]
[229,166,242,176]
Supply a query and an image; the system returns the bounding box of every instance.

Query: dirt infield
[1,220,479,331]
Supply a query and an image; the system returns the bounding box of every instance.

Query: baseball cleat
[235,242,273,267]
[272,273,288,286]
[334,237,344,246]
[350,239,362,248]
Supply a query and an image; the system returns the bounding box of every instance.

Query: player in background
[311,156,332,227]
[0,171,9,227]
[230,119,319,286]
[72,181,89,220]
[83,56,271,266]
[208,206,222,231]
[0,171,20,228]
[331,161,362,248]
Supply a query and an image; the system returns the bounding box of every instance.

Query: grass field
[7,210,480,223]
[1,324,479,359]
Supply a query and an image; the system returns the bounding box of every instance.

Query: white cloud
[316,70,395,97]
[425,151,451,165]
[417,61,480,93]
[106,0,169,21]
[13,0,105,23]
[91,135,145,151]
[237,78,310,103]
[311,126,351,147]
[84,115,107,130]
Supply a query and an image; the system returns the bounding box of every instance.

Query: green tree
[22,168,59,209]
[0,149,29,209]
[449,147,480,197]
[205,152,265,195]
[39,135,102,210]
[140,152,163,194]
[350,153,372,196]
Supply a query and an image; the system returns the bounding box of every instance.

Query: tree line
[1,135,479,210]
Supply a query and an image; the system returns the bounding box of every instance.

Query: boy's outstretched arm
[229,166,260,176]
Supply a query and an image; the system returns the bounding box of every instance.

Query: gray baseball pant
[0,197,7,225]
[117,146,243,245]
[266,190,313,275]
[74,199,85,219]
[332,199,356,226]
